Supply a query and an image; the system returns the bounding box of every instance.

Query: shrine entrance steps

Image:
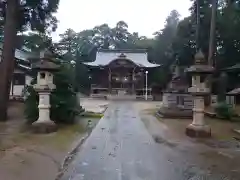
[107,94,137,101]
[89,94,153,101]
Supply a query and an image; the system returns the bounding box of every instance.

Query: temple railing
[135,88,153,100]
[90,85,153,100]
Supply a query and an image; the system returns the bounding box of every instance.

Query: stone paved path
[59,102,230,180]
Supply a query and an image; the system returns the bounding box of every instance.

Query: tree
[18,32,53,52]
[55,28,78,60]
[54,21,151,59]
[0,0,59,120]
[112,21,132,49]
[92,24,113,48]
[152,10,180,66]
[217,0,240,68]
[74,51,91,93]
[208,0,218,66]
[171,16,196,66]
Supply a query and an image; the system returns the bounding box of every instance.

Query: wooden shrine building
[0,43,37,99]
[84,49,160,99]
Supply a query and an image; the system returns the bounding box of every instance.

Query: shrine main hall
[84,49,160,99]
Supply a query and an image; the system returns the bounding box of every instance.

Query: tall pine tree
[0,0,59,120]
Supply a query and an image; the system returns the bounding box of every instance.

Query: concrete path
[60,102,227,180]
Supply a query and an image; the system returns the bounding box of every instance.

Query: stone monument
[185,50,214,138]
[31,50,59,133]
[158,62,193,118]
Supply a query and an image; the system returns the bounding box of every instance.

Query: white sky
[51,0,192,41]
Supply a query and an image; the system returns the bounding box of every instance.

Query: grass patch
[207,118,240,140]
[154,112,165,122]
[3,124,86,152]
[142,108,158,114]
[0,114,102,154]
[140,108,163,120]
[80,111,104,118]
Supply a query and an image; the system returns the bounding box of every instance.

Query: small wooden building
[223,63,240,104]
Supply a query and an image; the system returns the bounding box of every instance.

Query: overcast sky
[51,0,192,41]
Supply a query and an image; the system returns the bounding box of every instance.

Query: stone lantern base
[186,124,211,138]
[32,121,57,134]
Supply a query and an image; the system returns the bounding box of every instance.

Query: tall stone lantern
[31,51,59,133]
[185,50,214,138]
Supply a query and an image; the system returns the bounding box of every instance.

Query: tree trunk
[208,0,218,66]
[205,0,218,106]
[196,0,200,51]
[0,0,19,121]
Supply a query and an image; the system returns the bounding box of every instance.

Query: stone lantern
[31,50,59,133]
[185,50,214,137]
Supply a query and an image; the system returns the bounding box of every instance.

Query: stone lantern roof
[186,50,214,74]
[194,50,206,64]
[32,50,59,72]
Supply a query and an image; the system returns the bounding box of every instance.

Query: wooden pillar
[132,77,134,94]
[10,80,13,96]
[108,68,111,94]
[132,67,137,95]
[90,84,93,95]
[132,69,134,95]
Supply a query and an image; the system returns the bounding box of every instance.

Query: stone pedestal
[158,92,193,118]
[32,91,57,133]
[186,89,211,138]
[32,120,57,134]
[186,96,211,137]
[186,124,211,138]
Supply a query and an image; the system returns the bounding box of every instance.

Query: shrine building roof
[224,63,240,72]
[0,43,38,74]
[84,49,160,68]
[0,43,38,63]
[227,88,240,95]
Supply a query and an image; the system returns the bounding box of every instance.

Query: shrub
[24,83,39,123]
[214,102,235,120]
[24,63,84,124]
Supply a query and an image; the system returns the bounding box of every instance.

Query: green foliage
[51,64,84,124]
[75,60,91,94]
[152,10,180,67]
[24,64,84,124]
[54,21,156,60]
[214,102,235,120]
[80,111,104,118]
[217,72,228,102]
[150,67,172,89]
[0,0,59,33]
[24,82,39,123]
[17,32,53,52]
